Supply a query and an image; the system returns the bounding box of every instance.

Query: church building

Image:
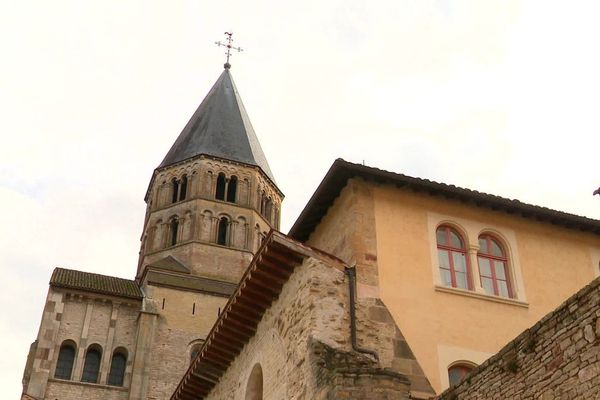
[21,63,600,400]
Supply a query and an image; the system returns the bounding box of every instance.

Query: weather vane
[215,32,243,69]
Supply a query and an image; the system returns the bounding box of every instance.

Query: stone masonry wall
[307,179,380,290]
[143,286,228,400]
[437,277,600,400]
[205,254,433,399]
[22,287,141,400]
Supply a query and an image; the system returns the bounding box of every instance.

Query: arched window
[264,199,272,220]
[170,218,179,246]
[478,234,512,298]
[81,345,102,383]
[179,175,188,201]
[171,178,179,204]
[217,217,229,246]
[54,341,76,380]
[259,192,266,215]
[245,363,263,400]
[216,173,226,200]
[107,349,127,386]
[436,226,471,290]
[448,363,475,386]
[227,176,237,203]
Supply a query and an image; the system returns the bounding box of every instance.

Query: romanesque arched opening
[227,175,238,203]
[54,340,76,380]
[216,173,226,200]
[81,344,102,383]
[244,363,263,400]
[217,217,229,246]
[107,348,128,386]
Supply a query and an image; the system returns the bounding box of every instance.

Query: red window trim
[436,226,472,291]
[477,234,513,298]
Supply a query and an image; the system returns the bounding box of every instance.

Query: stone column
[99,303,119,384]
[230,220,238,248]
[128,310,158,400]
[72,300,94,380]
[468,245,484,294]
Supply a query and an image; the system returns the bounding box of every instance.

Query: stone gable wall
[437,277,600,400]
[143,286,228,400]
[204,255,433,400]
[22,287,141,400]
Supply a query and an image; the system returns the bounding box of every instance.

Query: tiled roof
[159,69,275,182]
[50,268,143,299]
[289,159,600,241]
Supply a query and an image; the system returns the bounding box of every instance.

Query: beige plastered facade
[306,177,600,393]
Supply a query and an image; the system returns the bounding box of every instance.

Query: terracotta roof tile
[50,268,143,299]
[289,159,600,241]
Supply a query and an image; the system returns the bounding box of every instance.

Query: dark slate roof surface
[289,159,600,241]
[50,268,143,299]
[159,69,275,181]
[147,255,190,274]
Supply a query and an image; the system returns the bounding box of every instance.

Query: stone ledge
[48,378,129,391]
[144,238,254,257]
[434,285,529,308]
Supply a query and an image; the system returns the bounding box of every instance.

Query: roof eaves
[288,159,600,241]
[170,230,344,400]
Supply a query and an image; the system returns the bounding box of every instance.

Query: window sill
[434,285,529,308]
[48,378,128,391]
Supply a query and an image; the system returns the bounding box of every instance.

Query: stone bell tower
[128,64,283,400]
[136,66,283,285]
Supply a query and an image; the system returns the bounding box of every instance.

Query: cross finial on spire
[215,32,243,69]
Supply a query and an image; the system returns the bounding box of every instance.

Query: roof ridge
[50,267,142,300]
[338,158,600,224]
[289,159,600,241]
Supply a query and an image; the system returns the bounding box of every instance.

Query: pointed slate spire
[159,69,275,181]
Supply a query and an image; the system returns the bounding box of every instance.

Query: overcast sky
[1,1,599,397]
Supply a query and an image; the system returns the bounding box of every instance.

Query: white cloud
[1,0,600,397]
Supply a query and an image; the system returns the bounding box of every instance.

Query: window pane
[497,280,509,298]
[450,231,463,248]
[55,345,75,380]
[452,252,467,273]
[455,271,468,289]
[108,353,127,386]
[440,268,452,286]
[478,258,491,277]
[81,349,101,383]
[481,277,494,295]
[448,365,473,386]
[491,239,503,257]
[478,237,488,254]
[436,228,447,245]
[448,368,463,386]
[494,261,506,280]
[438,250,450,269]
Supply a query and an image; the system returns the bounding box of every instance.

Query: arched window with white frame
[436,225,471,290]
[477,234,513,298]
